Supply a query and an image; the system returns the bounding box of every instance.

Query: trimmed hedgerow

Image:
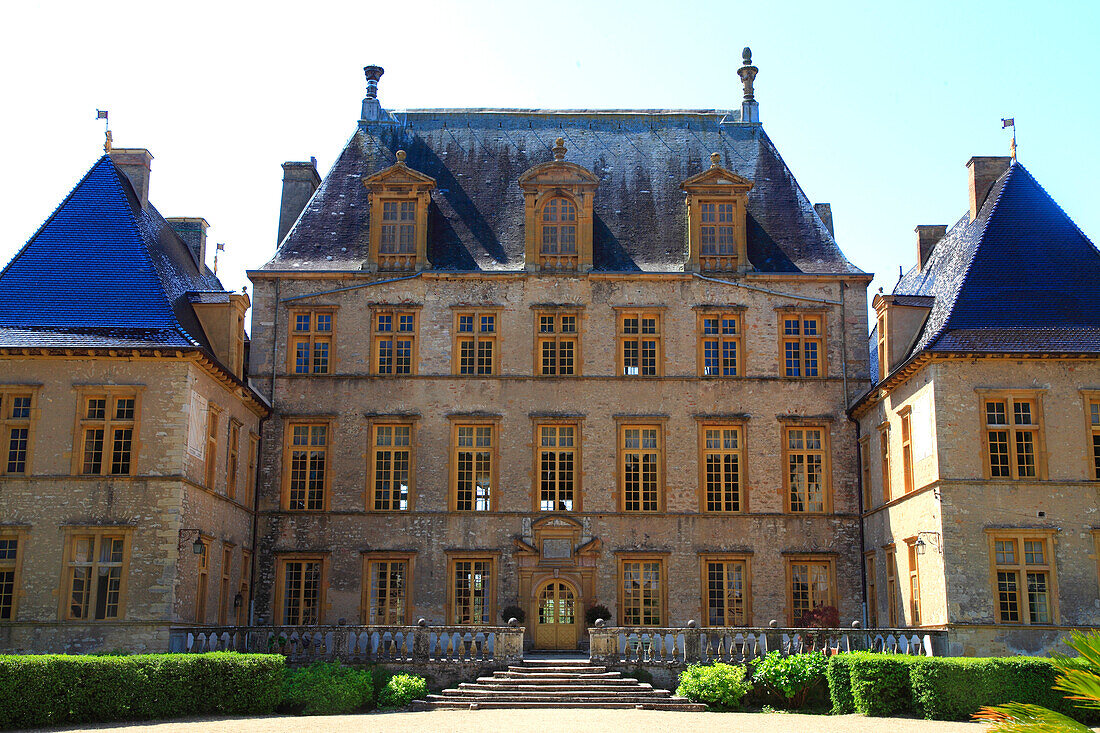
[377,673,428,708]
[281,661,374,716]
[0,652,285,730]
[825,653,857,714]
[848,653,918,717]
[675,663,752,710]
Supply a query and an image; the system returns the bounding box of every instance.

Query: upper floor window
[900,408,914,494]
[537,423,578,512]
[363,150,434,272]
[62,528,131,621]
[289,309,333,375]
[77,391,139,476]
[203,404,221,489]
[539,197,578,269]
[373,308,418,375]
[989,532,1055,625]
[876,313,888,381]
[698,310,742,377]
[879,422,892,504]
[858,435,872,511]
[783,424,829,513]
[536,310,579,376]
[283,421,329,511]
[369,423,413,511]
[380,201,416,254]
[245,433,259,507]
[0,389,34,475]
[1085,394,1100,480]
[519,138,598,272]
[780,311,825,378]
[619,423,662,512]
[618,310,662,377]
[700,202,735,256]
[981,393,1045,480]
[227,420,241,500]
[700,423,744,512]
[682,154,753,272]
[451,421,497,511]
[454,310,498,376]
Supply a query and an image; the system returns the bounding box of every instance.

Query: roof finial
[363,65,384,100]
[710,152,721,168]
[104,129,113,154]
[737,47,760,123]
[1002,117,1016,161]
[396,149,407,164]
[553,137,567,161]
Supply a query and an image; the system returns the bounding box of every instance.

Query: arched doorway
[534,579,579,650]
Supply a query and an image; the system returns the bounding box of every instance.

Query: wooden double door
[534,580,579,649]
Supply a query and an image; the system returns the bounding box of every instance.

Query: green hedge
[825,654,856,714]
[847,653,918,717]
[282,661,374,715]
[0,652,285,729]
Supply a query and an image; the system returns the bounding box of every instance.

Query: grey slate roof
[265,110,861,275]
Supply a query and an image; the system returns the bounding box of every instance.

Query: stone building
[247,56,873,649]
[0,147,267,652]
[852,156,1100,655]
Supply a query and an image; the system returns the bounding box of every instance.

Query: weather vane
[1001,117,1016,160]
[97,109,111,152]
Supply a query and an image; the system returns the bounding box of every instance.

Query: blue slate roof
[0,155,226,350]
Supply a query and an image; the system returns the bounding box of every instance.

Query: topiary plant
[585,604,612,625]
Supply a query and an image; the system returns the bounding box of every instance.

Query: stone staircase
[417,658,705,710]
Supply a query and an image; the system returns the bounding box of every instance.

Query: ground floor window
[702,556,749,626]
[787,556,835,626]
[363,556,411,625]
[448,556,495,625]
[619,556,664,626]
[277,556,325,625]
[0,530,25,620]
[63,529,131,621]
[989,531,1055,625]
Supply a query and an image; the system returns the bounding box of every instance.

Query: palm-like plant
[974,630,1100,732]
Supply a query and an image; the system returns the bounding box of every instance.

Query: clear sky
[1,0,1097,328]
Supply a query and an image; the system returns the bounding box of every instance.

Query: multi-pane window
[876,313,887,381]
[0,533,23,621]
[620,425,661,512]
[789,559,833,626]
[885,547,899,627]
[365,559,408,624]
[373,309,418,375]
[540,197,577,255]
[701,425,743,512]
[290,309,333,375]
[785,426,827,513]
[538,424,577,511]
[991,534,1054,625]
[620,559,663,626]
[0,391,33,475]
[279,557,323,625]
[1090,397,1100,480]
[245,434,259,506]
[285,422,328,511]
[704,558,748,626]
[865,553,878,628]
[78,393,137,476]
[859,436,872,511]
[370,424,412,511]
[900,409,914,494]
[618,311,662,377]
[451,558,493,625]
[218,545,232,625]
[536,311,579,376]
[226,420,240,500]
[780,312,824,378]
[64,531,128,621]
[454,311,498,376]
[907,541,921,626]
[699,311,742,377]
[195,538,209,623]
[699,202,735,255]
[879,423,892,504]
[983,395,1043,479]
[237,549,251,626]
[204,405,220,489]
[453,424,495,511]
[379,200,417,254]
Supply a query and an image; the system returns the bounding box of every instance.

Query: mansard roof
[0,155,225,352]
[264,109,860,275]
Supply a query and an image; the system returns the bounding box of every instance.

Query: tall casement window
[226,420,241,500]
[380,200,417,255]
[246,433,259,506]
[451,421,497,512]
[617,310,662,377]
[876,313,888,381]
[448,555,495,625]
[283,421,329,511]
[989,531,1056,625]
[368,422,414,511]
[204,405,221,489]
[906,539,922,626]
[1088,395,1100,480]
[0,390,34,475]
[878,422,892,504]
[194,537,209,623]
[618,423,663,512]
[700,202,736,257]
[701,556,750,626]
[237,549,251,626]
[865,553,878,628]
[539,196,578,268]
[699,422,745,512]
[779,311,825,378]
[885,545,899,627]
[0,529,26,621]
[62,528,131,621]
[372,308,418,375]
[698,310,743,377]
[218,545,233,625]
[535,310,580,376]
[783,424,829,513]
[981,392,1046,480]
[619,556,665,626]
[362,555,412,625]
[289,309,334,375]
[76,390,139,476]
[453,310,498,376]
[787,556,836,626]
[900,408,915,494]
[536,422,579,512]
[858,435,872,511]
[276,556,325,625]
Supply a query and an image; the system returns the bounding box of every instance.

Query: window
[289,309,333,375]
[448,556,495,625]
[683,159,750,272]
[62,529,130,621]
[859,435,872,511]
[519,145,596,271]
[619,557,665,626]
[619,423,662,512]
[0,390,34,475]
[907,540,922,626]
[879,423,892,504]
[699,202,735,256]
[380,200,417,254]
[283,421,329,511]
[195,538,209,623]
[364,153,434,271]
[246,433,259,506]
[699,423,744,512]
[453,310,498,376]
[618,310,662,377]
[885,546,898,627]
[787,557,835,626]
[363,556,412,625]
[237,549,251,626]
[989,532,1056,625]
[218,545,233,625]
[702,556,749,626]
[276,556,325,625]
[780,311,825,378]
[226,420,240,499]
[784,425,829,513]
[900,409,914,494]
[77,391,138,476]
[537,423,578,511]
[451,422,497,512]
[535,311,579,376]
[369,423,413,511]
[0,530,25,621]
[372,308,418,375]
[698,311,742,377]
[982,393,1045,479]
[539,196,578,267]
[204,405,221,489]
[1085,395,1100,480]
[876,312,887,381]
[865,553,878,628]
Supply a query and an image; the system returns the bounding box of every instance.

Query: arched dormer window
[362,150,436,272]
[682,153,754,273]
[540,196,578,267]
[519,138,598,272]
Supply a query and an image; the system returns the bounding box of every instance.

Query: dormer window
[682,153,753,273]
[540,197,578,267]
[700,202,735,257]
[380,201,417,255]
[363,150,435,272]
[519,138,598,272]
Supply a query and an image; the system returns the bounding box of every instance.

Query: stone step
[416,699,706,711]
[469,680,649,689]
[436,689,673,699]
[519,659,595,666]
[485,674,630,683]
[507,665,607,674]
[500,669,616,677]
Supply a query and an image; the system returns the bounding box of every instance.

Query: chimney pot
[277,160,322,246]
[814,203,834,237]
[108,148,153,209]
[361,65,388,121]
[966,156,1012,222]
[915,224,947,269]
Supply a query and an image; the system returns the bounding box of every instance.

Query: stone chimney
[914,224,947,270]
[737,48,759,123]
[967,156,1012,222]
[814,203,834,237]
[361,65,387,122]
[109,148,153,209]
[167,217,210,271]
[277,160,322,246]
